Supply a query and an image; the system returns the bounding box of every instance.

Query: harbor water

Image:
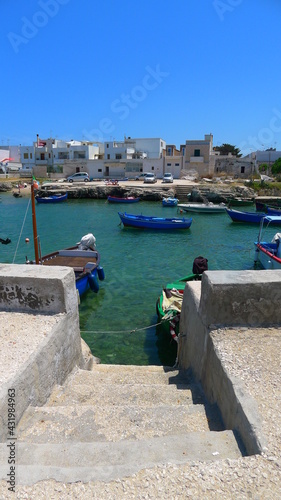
[0,193,261,365]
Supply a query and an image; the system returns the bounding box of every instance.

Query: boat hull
[226,208,266,223]
[36,193,68,203]
[178,203,226,213]
[107,196,140,203]
[162,198,178,207]
[254,242,281,270]
[118,212,192,230]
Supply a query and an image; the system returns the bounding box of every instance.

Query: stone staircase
[175,184,193,200]
[14,364,244,485]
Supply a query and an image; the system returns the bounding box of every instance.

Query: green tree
[271,158,281,175]
[258,163,268,173]
[213,143,242,157]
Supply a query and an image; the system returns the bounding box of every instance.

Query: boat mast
[31,182,40,264]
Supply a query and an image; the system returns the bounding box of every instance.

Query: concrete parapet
[0,264,85,442]
[199,270,281,327]
[178,270,278,455]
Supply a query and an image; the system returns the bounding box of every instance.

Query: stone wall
[178,270,281,455]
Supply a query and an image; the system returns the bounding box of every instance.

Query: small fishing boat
[156,256,208,342]
[27,180,104,298]
[228,198,254,207]
[35,193,68,203]
[178,202,226,213]
[162,197,178,207]
[156,273,202,322]
[254,215,281,269]
[266,206,281,216]
[107,195,140,203]
[118,212,192,230]
[225,208,267,224]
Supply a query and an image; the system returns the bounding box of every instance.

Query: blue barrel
[88,273,99,293]
[97,266,105,281]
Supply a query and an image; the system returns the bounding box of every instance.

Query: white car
[143,173,157,184]
[162,173,173,183]
[66,172,90,183]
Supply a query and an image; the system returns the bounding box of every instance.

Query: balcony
[190,156,204,162]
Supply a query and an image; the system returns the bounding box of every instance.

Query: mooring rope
[12,199,31,263]
[80,317,172,335]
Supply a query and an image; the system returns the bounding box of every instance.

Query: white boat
[254,215,281,269]
[178,202,226,213]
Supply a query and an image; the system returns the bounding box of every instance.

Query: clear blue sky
[1,0,281,155]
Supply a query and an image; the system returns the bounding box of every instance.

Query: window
[167,147,171,155]
[194,149,200,157]
[167,163,171,166]
[98,169,102,172]
[107,154,110,159]
[115,154,122,159]
[175,163,179,166]
[241,166,245,173]
[106,144,109,148]
[151,166,154,170]
[182,147,185,156]
[30,153,32,159]
[24,153,28,159]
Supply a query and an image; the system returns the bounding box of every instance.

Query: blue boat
[27,234,105,298]
[225,208,267,224]
[107,195,140,203]
[266,206,281,216]
[162,197,178,207]
[254,215,281,269]
[35,193,68,203]
[118,212,192,230]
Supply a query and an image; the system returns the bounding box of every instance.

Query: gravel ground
[0,327,280,498]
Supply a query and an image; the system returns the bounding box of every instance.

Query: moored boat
[118,212,192,230]
[27,180,104,298]
[162,197,178,207]
[228,198,254,207]
[156,256,208,342]
[254,215,281,269]
[225,208,267,224]
[107,195,140,203]
[35,193,68,203]
[178,202,226,213]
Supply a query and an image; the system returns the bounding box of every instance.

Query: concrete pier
[0,265,280,497]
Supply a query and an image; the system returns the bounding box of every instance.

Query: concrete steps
[175,185,193,199]
[13,364,244,484]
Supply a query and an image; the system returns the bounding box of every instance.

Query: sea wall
[178,270,281,455]
[0,264,87,441]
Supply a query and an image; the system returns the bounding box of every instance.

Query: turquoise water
[0,193,261,365]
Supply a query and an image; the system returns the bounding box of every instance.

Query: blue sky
[1,0,281,155]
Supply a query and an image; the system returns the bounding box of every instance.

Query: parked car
[66,172,90,183]
[162,173,173,183]
[135,173,147,180]
[143,173,157,184]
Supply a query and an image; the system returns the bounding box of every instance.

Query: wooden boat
[107,195,140,203]
[266,206,281,216]
[35,193,68,203]
[118,212,192,230]
[228,198,254,207]
[254,215,281,269]
[162,197,178,207]
[27,181,104,298]
[225,208,267,224]
[178,202,226,213]
[156,273,202,321]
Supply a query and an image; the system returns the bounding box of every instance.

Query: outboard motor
[77,233,96,250]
